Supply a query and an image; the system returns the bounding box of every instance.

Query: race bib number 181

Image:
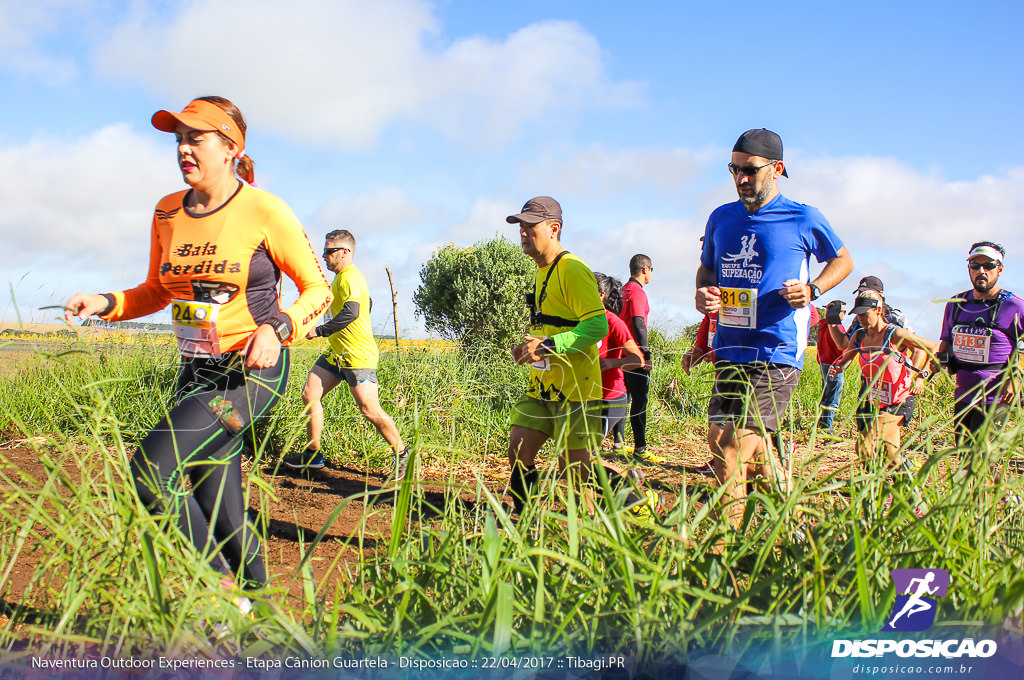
[720,287,757,329]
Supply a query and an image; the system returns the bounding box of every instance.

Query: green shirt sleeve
[551,313,609,353]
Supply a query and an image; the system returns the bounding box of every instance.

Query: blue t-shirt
[700,193,844,367]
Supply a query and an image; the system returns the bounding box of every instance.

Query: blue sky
[3,0,1023,340]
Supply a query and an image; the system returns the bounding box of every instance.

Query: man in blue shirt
[695,128,854,528]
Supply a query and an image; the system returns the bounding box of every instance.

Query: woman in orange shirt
[64,97,331,600]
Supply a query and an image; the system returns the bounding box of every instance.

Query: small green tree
[413,235,534,348]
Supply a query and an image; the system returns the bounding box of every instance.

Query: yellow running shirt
[527,253,604,403]
[101,183,331,354]
[325,264,378,370]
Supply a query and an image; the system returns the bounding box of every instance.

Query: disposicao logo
[882,568,950,632]
[831,568,998,659]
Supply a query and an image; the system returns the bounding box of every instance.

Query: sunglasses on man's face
[323,247,349,257]
[727,161,775,177]
[968,261,1000,271]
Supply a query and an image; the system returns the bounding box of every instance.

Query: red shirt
[599,310,634,398]
[815,314,846,365]
[619,279,650,325]
[695,312,717,357]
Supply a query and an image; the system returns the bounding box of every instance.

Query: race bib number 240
[171,299,223,358]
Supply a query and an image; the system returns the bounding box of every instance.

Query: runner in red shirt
[615,254,656,462]
[816,300,848,432]
[595,272,645,436]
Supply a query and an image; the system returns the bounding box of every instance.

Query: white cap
[967,245,1003,262]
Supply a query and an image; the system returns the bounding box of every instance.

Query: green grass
[2,336,1024,661]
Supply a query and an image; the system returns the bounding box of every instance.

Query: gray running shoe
[393,446,411,481]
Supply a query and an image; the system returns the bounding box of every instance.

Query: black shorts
[707,361,800,433]
[953,399,1010,442]
[315,355,377,387]
[601,394,629,437]
[855,394,915,432]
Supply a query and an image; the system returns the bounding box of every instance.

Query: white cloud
[0,124,177,274]
[788,156,1024,257]
[528,145,712,198]
[445,198,517,244]
[0,0,86,82]
[92,0,643,150]
[306,187,437,237]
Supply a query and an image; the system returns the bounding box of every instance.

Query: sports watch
[265,316,291,344]
[808,283,821,301]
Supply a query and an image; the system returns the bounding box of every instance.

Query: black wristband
[100,293,116,316]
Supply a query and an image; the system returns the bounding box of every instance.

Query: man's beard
[740,183,773,206]
[973,276,997,294]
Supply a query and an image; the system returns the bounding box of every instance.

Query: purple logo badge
[881,568,951,632]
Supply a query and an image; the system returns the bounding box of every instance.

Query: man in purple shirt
[938,241,1024,443]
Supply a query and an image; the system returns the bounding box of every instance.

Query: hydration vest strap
[530,251,578,328]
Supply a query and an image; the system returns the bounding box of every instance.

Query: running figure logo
[881,568,950,632]
[722,234,759,267]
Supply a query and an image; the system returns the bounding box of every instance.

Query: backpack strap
[951,289,1012,329]
[529,251,578,328]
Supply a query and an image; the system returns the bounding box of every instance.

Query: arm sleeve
[102,216,174,321]
[551,314,609,354]
[316,300,359,337]
[263,199,333,341]
[547,257,607,353]
[630,316,650,356]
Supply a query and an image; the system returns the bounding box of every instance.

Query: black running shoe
[282,448,325,470]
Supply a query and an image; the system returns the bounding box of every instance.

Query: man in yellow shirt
[283,230,410,479]
[506,196,608,514]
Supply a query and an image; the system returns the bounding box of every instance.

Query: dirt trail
[0,431,860,612]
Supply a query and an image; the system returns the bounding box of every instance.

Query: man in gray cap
[504,196,608,515]
[696,128,854,528]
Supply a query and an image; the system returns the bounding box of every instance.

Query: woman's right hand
[63,293,109,323]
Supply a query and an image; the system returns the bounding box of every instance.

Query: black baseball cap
[850,294,882,316]
[506,196,562,225]
[853,276,884,295]
[733,129,788,177]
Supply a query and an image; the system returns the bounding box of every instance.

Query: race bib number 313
[952,326,991,364]
[720,287,757,329]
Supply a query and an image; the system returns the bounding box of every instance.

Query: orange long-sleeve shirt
[102,182,331,354]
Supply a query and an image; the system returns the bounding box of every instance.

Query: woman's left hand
[246,324,282,370]
[910,376,926,396]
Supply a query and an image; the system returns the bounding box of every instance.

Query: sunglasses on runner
[968,261,1000,271]
[728,161,776,177]
[323,247,350,257]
